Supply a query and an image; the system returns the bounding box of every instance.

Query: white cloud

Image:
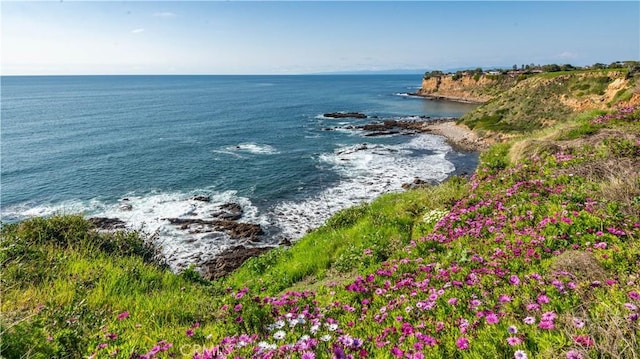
[131,28,145,34]
[153,12,176,18]
[556,51,576,59]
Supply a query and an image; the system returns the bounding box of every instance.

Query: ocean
[1,75,478,270]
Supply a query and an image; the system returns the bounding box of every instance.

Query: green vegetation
[460,69,638,133]
[1,216,220,358]
[2,66,639,358]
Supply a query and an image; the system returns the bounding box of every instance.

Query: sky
[2,1,639,75]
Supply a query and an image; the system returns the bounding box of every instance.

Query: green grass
[1,216,222,358]
[224,178,470,294]
[535,68,629,79]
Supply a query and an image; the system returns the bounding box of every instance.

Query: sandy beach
[421,119,487,152]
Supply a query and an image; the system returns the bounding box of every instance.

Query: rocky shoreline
[412,93,486,104]
[324,116,487,152]
[88,116,484,279]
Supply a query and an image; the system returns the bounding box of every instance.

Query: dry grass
[508,139,562,164]
[549,250,609,284]
[560,304,640,359]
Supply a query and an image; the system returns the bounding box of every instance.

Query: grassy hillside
[2,83,640,358]
[459,69,636,136]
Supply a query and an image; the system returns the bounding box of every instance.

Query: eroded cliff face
[558,73,640,111]
[418,75,515,103]
[458,70,639,135]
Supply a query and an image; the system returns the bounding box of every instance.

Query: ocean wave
[2,190,270,272]
[394,92,423,99]
[269,134,455,240]
[223,143,279,155]
[3,134,456,271]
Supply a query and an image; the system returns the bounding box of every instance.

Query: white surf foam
[270,134,455,240]
[223,143,279,155]
[3,190,271,272]
[394,92,423,99]
[4,134,458,272]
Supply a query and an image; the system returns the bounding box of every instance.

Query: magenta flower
[574,335,594,347]
[538,320,555,330]
[116,311,129,320]
[566,350,583,359]
[186,329,194,337]
[485,313,499,324]
[390,346,404,357]
[507,336,523,346]
[456,337,469,350]
[537,294,550,304]
[541,311,557,321]
[301,351,316,359]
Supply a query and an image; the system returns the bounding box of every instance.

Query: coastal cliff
[418,70,639,109]
[458,70,640,137]
[417,73,517,103]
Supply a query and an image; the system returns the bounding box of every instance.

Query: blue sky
[2,1,639,75]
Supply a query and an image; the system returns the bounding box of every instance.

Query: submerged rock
[191,195,211,202]
[212,203,243,221]
[164,216,264,242]
[324,112,368,119]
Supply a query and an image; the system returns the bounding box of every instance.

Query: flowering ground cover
[1,105,639,358]
[190,105,640,358]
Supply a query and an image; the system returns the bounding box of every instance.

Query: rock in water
[191,195,211,202]
[323,112,368,119]
[212,203,243,221]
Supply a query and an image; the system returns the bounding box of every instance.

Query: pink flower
[485,313,499,324]
[456,337,469,350]
[507,336,523,346]
[116,311,129,320]
[566,350,583,359]
[390,346,404,357]
[537,294,550,304]
[186,329,194,337]
[538,320,555,330]
[526,303,540,311]
[593,242,607,249]
[572,318,585,328]
[301,351,316,359]
[541,311,557,321]
[574,335,594,347]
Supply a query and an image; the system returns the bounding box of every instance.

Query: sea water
[1,75,478,270]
